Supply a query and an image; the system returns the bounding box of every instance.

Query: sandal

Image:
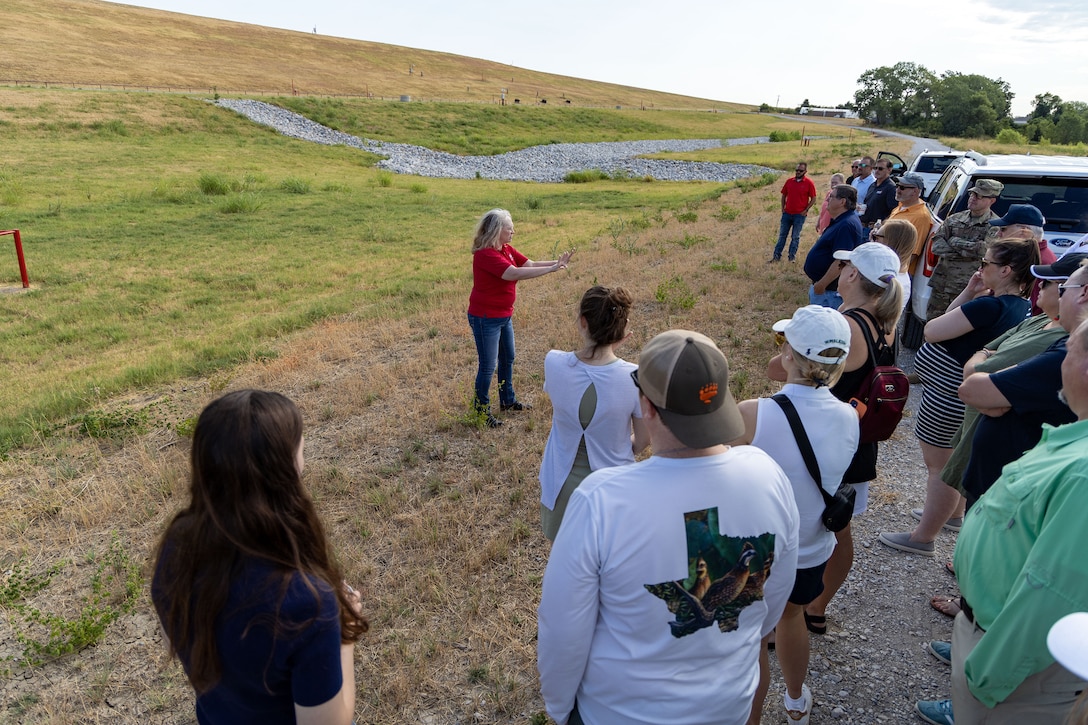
[930,595,961,619]
[804,611,827,635]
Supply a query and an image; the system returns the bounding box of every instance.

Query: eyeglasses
[871,232,885,239]
[850,165,859,169]
[1059,283,1087,298]
[979,258,1001,268]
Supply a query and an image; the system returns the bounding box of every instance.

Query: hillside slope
[2,0,748,110]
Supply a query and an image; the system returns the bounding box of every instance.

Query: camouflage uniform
[926,209,1000,318]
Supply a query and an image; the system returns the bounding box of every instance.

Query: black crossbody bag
[771,394,855,532]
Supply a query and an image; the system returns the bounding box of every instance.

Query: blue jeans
[808,285,843,309]
[774,212,806,260]
[468,313,516,410]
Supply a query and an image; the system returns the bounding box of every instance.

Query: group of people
[149,192,1088,725]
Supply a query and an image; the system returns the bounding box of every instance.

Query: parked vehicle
[900,152,1088,348]
[908,150,966,202]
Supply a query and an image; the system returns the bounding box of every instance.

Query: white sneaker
[784,683,812,725]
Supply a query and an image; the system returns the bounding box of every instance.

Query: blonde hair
[472,209,512,252]
[786,343,848,388]
[880,219,916,271]
[857,274,905,331]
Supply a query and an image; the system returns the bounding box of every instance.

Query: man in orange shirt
[771,162,818,263]
[885,172,933,273]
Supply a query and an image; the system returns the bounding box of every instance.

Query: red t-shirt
[468,244,528,317]
[781,175,817,215]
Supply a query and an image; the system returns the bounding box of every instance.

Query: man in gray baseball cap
[886,172,934,273]
[538,330,800,725]
[927,178,1004,318]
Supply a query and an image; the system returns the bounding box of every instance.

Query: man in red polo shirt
[771,162,818,263]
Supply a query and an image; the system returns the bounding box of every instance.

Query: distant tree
[1026,117,1055,143]
[854,62,936,127]
[1030,92,1063,121]
[1053,102,1088,144]
[801,98,811,108]
[933,73,1012,137]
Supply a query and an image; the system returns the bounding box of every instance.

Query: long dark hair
[579,285,632,357]
[988,237,1040,297]
[153,389,368,693]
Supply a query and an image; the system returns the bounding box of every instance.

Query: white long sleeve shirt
[538,447,799,725]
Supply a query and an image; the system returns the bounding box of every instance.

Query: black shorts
[788,562,828,606]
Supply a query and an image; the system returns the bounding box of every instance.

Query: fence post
[2,230,30,288]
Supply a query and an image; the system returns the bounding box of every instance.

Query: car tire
[901,306,925,349]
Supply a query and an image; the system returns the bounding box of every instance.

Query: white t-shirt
[538,447,799,725]
[750,384,860,568]
[538,351,641,509]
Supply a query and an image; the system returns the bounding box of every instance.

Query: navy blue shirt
[153,554,344,724]
[804,210,864,289]
[941,295,1031,366]
[860,178,897,227]
[963,338,1075,502]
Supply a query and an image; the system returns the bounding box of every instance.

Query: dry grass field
[3,0,747,110]
[1,175,853,722]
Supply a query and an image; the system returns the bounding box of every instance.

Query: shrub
[279,177,312,194]
[655,276,696,310]
[198,172,232,196]
[409,182,427,194]
[563,169,610,183]
[768,130,802,143]
[675,211,698,224]
[714,204,742,222]
[376,171,394,187]
[996,128,1026,145]
[218,193,263,214]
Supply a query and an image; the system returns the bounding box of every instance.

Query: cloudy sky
[117,0,1088,116]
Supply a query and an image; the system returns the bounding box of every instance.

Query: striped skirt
[914,342,966,448]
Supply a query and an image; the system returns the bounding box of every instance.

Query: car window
[950,177,1088,233]
[914,156,958,175]
[934,174,963,221]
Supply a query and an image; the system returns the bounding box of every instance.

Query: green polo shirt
[954,419,1088,707]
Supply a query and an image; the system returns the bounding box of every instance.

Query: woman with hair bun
[538,286,649,540]
[152,389,368,725]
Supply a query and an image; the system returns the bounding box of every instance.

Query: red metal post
[2,229,29,288]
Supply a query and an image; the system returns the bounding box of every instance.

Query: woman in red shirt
[468,209,573,428]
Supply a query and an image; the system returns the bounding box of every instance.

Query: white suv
[900,152,1088,348]
[908,150,966,202]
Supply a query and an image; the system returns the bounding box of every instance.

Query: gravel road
[215,99,779,183]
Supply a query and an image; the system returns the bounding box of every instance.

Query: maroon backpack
[843,309,909,443]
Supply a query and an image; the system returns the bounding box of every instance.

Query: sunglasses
[1059,283,1087,298]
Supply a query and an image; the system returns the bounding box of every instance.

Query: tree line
[850,61,1088,145]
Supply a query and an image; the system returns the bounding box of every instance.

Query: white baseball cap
[834,242,901,288]
[772,305,851,364]
[1047,612,1088,680]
